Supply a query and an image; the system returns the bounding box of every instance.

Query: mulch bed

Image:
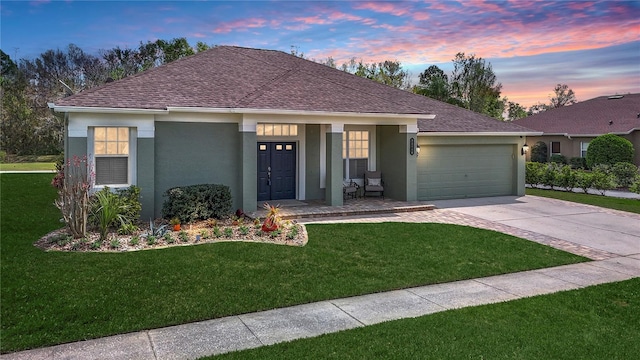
[36,218,307,252]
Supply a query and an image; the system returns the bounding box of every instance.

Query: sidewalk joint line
[329,302,366,327]
[237,316,265,346]
[145,331,158,360]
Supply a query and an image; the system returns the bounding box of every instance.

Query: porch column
[378,125,418,201]
[325,124,343,206]
[239,119,257,212]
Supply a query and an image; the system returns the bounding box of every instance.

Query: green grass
[1,174,587,353]
[210,278,640,359]
[527,188,640,214]
[0,162,56,171]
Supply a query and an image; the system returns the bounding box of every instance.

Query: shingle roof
[55,46,531,133]
[515,93,640,135]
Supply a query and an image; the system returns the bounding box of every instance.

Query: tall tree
[344,59,410,89]
[449,52,504,119]
[506,100,527,121]
[414,65,450,102]
[548,83,577,108]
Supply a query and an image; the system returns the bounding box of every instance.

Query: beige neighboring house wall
[517,94,640,167]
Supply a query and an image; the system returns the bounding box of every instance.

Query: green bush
[162,184,232,223]
[525,162,545,188]
[115,185,142,221]
[591,166,616,195]
[610,162,639,188]
[530,141,548,163]
[630,178,640,194]
[569,157,587,169]
[575,170,594,194]
[91,188,129,241]
[585,134,634,168]
[555,165,578,192]
[0,150,6,163]
[549,154,567,164]
[542,163,561,189]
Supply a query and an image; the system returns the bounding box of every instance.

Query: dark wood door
[257,142,296,201]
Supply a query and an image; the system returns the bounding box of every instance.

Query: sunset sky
[2,0,639,107]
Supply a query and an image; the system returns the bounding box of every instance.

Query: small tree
[53,155,93,238]
[530,141,548,163]
[585,134,634,168]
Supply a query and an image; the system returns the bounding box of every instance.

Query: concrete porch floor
[249,197,436,220]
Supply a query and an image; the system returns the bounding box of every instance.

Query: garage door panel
[417,144,515,200]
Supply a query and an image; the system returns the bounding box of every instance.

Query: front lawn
[211,278,640,359]
[0,162,55,171]
[526,188,640,214]
[1,174,587,353]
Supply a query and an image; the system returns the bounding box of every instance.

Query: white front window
[94,127,129,185]
[581,142,589,158]
[257,123,298,136]
[550,141,561,156]
[343,130,369,179]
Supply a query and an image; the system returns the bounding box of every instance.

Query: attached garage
[417,136,523,200]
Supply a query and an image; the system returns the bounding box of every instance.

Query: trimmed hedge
[162,184,232,223]
[585,134,634,168]
[525,161,634,195]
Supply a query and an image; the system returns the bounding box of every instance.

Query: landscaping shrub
[575,170,595,194]
[53,155,92,238]
[585,134,634,168]
[549,154,567,164]
[610,162,639,188]
[525,162,545,188]
[530,141,548,163]
[554,165,578,192]
[591,166,616,195]
[630,178,640,194]
[0,150,6,163]
[115,185,142,221]
[569,157,587,169]
[89,186,141,240]
[541,163,561,189]
[162,184,232,223]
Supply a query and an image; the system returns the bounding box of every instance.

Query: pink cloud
[213,17,267,34]
[353,1,410,16]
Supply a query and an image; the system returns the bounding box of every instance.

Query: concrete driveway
[431,195,640,257]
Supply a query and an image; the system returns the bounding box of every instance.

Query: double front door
[257,142,296,201]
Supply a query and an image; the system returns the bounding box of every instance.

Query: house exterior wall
[305,124,323,200]
[137,138,155,219]
[153,121,242,217]
[623,131,640,166]
[526,133,640,166]
[377,125,417,201]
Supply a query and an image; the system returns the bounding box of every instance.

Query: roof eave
[418,131,542,136]
[52,105,169,115]
[167,107,436,119]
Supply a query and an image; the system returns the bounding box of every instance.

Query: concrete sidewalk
[3,256,638,360]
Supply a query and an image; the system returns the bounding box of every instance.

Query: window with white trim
[342,130,368,179]
[580,142,589,158]
[94,127,129,185]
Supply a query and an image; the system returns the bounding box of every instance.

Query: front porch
[249,197,435,220]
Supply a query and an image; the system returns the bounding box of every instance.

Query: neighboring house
[51,46,535,219]
[516,93,640,166]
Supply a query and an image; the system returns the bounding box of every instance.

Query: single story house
[51,46,535,219]
[516,93,640,166]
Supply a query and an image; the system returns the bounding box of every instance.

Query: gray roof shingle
[515,93,640,135]
[55,46,532,133]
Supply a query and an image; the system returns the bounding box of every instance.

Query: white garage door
[417,144,516,200]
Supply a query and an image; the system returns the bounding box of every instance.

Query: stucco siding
[378,125,416,201]
[153,122,241,217]
[305,124,323,200]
